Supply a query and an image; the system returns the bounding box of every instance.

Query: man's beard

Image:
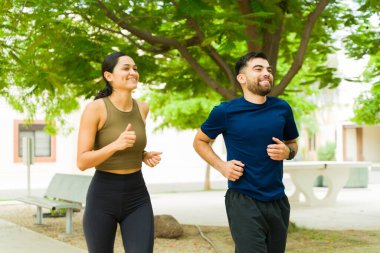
[247,79,272,96]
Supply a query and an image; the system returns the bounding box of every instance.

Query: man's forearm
[193,139,224,172]
[284,140,298,160]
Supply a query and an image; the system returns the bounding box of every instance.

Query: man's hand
[219,160,244,182]
[267,137,289,160]
[143,151,162,167]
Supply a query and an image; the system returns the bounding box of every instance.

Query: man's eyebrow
[253,64,272,69]
[122,64,137,67]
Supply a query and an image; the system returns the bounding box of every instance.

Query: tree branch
[237,0,261,52]
[97,0,236,99]
[270,0,330,96]
[176,44,236,99]
[262,19,285,79]
[80,13,171,53]
[96,0,177,47]
[95,0,202,52]
[204,45,241,94]
[183,13,239,93]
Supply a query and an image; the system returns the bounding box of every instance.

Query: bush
[317,142,336,161]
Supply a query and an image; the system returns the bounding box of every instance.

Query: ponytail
[94,83,112,100]
[94,51,127,100]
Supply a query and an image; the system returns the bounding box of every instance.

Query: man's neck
[243,93,267,104]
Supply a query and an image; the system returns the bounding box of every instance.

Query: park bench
[17,173,92,234]
[284,161,371,206]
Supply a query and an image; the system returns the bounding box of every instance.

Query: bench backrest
[45,173,92,204]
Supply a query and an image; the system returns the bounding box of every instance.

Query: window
[14,120,56,163]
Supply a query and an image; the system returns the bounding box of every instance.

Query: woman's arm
[76,101,136,171]
[137,100,162,167]
[137,100,149,122]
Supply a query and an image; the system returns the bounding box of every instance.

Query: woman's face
[106,56,139,91]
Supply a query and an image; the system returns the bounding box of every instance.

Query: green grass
[286,223,380,253]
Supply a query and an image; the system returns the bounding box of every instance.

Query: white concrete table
[284,161,371,206]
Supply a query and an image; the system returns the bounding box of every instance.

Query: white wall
[0,98,83,192]
[344,128,358,161]
[142,123,226,185]
[363,126,380,162]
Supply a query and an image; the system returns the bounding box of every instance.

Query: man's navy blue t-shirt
[201,96,299,202]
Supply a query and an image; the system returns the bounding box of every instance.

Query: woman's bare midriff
[101,168,141,174]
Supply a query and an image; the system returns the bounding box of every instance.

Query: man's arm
[284,139,298,160]
[193,129,244,181]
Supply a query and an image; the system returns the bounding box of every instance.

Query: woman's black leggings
[83,170,154,253]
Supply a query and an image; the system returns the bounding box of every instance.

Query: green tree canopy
[0,0,378,132]
[344,0,380,125]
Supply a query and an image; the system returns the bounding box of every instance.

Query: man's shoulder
[268,96,291,107]
[213,97,241,111]
[219,97,244,108]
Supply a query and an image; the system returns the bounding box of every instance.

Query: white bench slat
[17,196,82,210]
[44,173,92,203]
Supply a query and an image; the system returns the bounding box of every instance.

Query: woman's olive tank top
[94,97,147,170]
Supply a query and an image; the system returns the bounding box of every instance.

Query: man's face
[239,58,273,96]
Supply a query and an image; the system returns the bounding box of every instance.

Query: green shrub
[317,142,336,161]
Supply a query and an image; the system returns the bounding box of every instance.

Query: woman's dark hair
[234,52,268,77]
[94,52,127,100]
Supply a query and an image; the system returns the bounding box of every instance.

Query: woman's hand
[112,123,136,151]
[143,151,162,167]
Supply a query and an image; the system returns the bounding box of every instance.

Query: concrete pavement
[0,219,86,253]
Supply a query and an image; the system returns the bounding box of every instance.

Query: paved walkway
[0,219,86,253]
[1,177,379,252]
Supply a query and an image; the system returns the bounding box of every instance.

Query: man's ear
[104,71,113,82]
[236,73,246,85]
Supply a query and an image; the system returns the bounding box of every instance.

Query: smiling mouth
[260,80,271,86]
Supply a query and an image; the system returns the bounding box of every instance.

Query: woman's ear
[104,71,113,82]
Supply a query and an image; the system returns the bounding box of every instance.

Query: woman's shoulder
[136,100,149,112]
[80,98,107,127]
[136,99,148,107]
[135,100,149,119]
[85,98,105,111]
[81,99,107,119]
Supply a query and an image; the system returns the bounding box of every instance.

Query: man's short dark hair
[235,52,268,77]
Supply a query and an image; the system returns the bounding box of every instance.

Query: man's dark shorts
[225,189,290,253]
